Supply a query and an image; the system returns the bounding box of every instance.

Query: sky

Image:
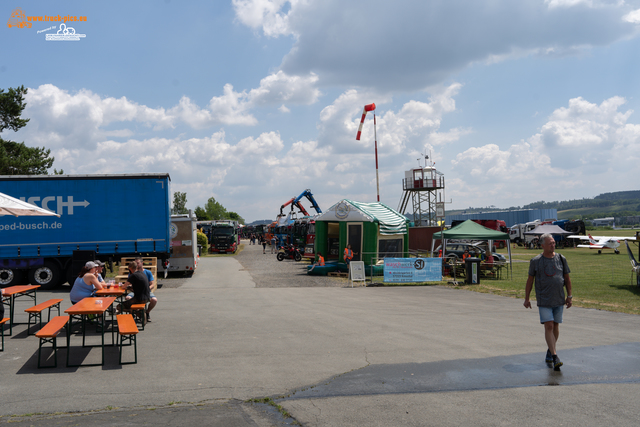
[2,0,640,222]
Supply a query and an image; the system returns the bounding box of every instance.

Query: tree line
[171,191,244,224]
[0,86,60,175]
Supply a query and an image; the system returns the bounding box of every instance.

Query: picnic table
[95,285,127,306]
[1,285,40,336]
[64,296,116,367]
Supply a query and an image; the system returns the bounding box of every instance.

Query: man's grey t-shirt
[528,253,570,307]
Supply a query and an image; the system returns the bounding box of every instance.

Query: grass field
[443,239,640,315]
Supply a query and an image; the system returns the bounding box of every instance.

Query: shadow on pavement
[286,342,640,400]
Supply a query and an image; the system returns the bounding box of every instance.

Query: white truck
[159,212,198,276]
[509,220,542,246]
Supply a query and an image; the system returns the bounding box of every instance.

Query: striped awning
[316,199,408,235]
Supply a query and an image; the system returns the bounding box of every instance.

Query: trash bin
[465,257,481,285]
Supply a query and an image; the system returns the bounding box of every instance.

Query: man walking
[524,233,572,370]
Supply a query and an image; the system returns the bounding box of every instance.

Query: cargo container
[0,174,171,289]
[160,213,198,274]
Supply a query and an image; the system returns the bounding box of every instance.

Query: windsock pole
[355,103,380,201]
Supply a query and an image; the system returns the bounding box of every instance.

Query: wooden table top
[2,285,40,296]
[95,287,126,297]
[65,297,116,315]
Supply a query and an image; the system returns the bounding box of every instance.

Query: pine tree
[0,86,56,175]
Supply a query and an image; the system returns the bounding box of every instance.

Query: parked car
[434,242,506,262]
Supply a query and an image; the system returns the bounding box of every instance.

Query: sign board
[436,202,445,220]
[349,261,366,287]
[384,258,442,283]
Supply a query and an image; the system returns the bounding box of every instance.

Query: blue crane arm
[294,189,322,214]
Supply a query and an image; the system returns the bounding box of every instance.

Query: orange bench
[35,315,69,368]
[25,299,64,335]
[117,314,139,364]
[123,303,147,330]
[1,318,9,351]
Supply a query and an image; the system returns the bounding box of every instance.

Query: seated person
[344,245,357,265]
[119,261,151,320]
[484,252,494,265]
[94,260,106,283]
[124,258,157,322]
[462,249,471,260]
[309,252,325,272]
[69,261,104,304]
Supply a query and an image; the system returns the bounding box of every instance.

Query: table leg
[9,295,14,336]
[66,321,71,367]
[101,313,105,366]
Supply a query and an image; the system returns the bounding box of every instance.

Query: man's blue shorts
[127,292,156,299]
[539,305,563,324]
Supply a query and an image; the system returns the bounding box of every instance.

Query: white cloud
[12,84,174,149]
[623,8,640,23]
[168,85,257,128]
[232,0,296,37]
[248,71,320,105]
[448,95,640,208]
[233,0,637,91]
[545,0,623,9]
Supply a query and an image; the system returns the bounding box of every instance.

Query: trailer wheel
[0,268,23,287]
[28,261,62,290]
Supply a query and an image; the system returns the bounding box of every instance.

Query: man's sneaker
[146,312,151,323]
[553,355,563,370]
[545,349,553,363]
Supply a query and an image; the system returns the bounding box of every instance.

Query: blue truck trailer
[0,173,172,289]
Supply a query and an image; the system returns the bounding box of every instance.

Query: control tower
[397,165,445,226]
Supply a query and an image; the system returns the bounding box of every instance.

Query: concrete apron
[1,242,640,426]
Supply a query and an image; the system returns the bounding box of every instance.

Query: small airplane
[568,234,636,254]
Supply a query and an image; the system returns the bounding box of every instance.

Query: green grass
[446,245,640,314]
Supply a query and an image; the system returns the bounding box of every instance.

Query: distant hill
[449,190,640,220]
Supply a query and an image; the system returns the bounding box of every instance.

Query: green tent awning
[315,199,408,235]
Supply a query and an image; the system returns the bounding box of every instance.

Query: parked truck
[0,173,172,289]
[160,213,198,275]
[209,220,238,253]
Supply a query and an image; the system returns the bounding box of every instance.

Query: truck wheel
[28,261,62,290]
[277,253,285,261]
[0,268,23,287]
[294,252,302,262]
[498,241,505,249]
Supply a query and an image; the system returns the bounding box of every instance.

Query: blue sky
[3,0,640,222]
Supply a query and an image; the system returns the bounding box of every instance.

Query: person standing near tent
[344,244,357,265]
[523,233,572,370]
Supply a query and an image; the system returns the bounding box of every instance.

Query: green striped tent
[314,199,409,265]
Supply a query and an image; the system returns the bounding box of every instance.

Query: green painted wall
[315,219,409,265]
[315,221,328,258]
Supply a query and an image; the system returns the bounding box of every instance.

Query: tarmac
[1,242,640,426]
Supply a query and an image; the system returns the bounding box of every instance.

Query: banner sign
[383,258,442,283]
